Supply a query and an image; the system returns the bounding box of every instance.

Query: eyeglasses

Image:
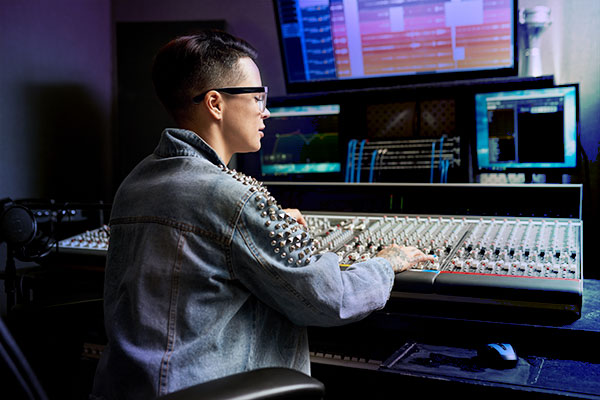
[193,86,268,113]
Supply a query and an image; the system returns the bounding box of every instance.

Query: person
[91,30,433,400]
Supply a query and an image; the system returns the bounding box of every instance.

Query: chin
[239,144,261,154]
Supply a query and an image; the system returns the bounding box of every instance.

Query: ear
[204,90,224,121]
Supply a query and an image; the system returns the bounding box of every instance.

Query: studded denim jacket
[91,128,395,400]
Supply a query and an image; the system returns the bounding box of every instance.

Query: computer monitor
[273,0,517,93]
[259,104,342,178]
[474,84,579,172]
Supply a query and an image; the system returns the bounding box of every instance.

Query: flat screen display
[474,85,579,171]
[260,104,342,176]
[274,0,517,93]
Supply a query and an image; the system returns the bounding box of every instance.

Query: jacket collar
[155,128,226,167]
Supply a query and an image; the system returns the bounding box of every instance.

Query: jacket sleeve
[229,189,395,327]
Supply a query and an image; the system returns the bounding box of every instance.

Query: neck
[180,121,232,165]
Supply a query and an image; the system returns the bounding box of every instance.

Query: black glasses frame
[192,86,268,104]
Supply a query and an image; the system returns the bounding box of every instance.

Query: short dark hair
[152,30,258,116]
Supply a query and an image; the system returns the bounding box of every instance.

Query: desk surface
[309,279,600,399]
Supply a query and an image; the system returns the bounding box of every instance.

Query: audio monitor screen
[273,0,517,93]
[474,85,578,171]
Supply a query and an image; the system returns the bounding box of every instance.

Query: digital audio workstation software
[474,85,578,172]
[260,104,342,176]
[275,0,515,87]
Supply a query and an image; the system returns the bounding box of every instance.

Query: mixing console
[307,213,581,280]
[57,225,110,256]
[306,212,583,316]
[56,212,583,316]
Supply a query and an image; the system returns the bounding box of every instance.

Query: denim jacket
[91,128,394,399]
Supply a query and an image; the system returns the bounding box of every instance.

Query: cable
[430,141,436,184]
[356,139,367,182]
[377,148,386,181]
[369,149,378,183]
[438,136,445,183]
[0,318,48,400]
[345,139,357,182]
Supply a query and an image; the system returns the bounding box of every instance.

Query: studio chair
[157,368,325,400]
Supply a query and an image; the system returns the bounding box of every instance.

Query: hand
[283,208,307,227]
[376,244,435,273]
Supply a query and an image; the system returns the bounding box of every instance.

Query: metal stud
[287,258,294,264]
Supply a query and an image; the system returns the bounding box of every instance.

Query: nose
[262,107,270,119]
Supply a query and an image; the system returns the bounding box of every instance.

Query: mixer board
[56,211,583,317]
[57,225,110,256]
[306,212,583,317]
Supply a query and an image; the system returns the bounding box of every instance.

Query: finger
[283,208,308,227]
[296,214,307,227]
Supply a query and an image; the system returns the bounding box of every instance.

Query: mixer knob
[549,264,560,275]
[539,251,546,259]
[554,251,561,259]
[514,262,524,272]
[468,260,479,270]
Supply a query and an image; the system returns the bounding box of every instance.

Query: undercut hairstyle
[152,30,258,117]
